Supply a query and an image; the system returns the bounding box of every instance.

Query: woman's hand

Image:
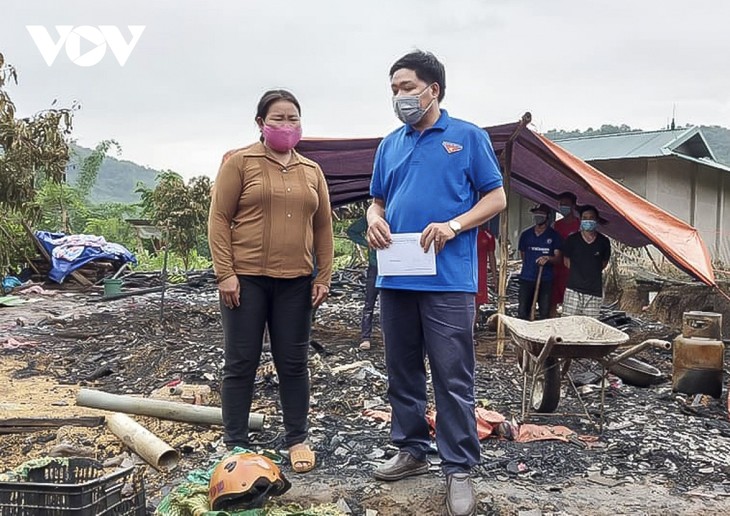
[312,283,329,308]
[218,276,240,309]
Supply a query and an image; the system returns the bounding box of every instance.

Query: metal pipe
[76,388,265,430]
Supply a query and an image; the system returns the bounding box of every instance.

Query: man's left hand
[312,284,329,308]
[421,222,456,254]
[536,256,550,266]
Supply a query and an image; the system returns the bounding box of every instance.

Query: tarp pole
[497,113,531,356]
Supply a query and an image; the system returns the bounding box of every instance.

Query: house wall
[589,156,730,265]
[506,191,533,258]
[691,160,722,260]
[587,159,648,199]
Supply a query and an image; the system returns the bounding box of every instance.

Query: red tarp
[294,124,716,286]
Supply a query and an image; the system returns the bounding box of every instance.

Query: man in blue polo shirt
[517,203,562,320]
[366,50,506,516]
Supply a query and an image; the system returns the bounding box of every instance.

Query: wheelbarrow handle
[605,339,671,368]
[535,335,561,367]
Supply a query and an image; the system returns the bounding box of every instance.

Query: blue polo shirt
[518,226,562,282]
[370,110,503,292]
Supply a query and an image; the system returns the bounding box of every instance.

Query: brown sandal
[289,444,316,473]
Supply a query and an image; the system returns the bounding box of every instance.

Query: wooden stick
[530,265,544,321]
[0,416,105,434]
[496,112,532,356]
[0,222,41,275]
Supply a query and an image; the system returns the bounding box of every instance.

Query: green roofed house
[551,126,730,264]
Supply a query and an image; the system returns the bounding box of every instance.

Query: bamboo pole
[496,112,532,356]
[76,388,265,430]
[107,413,180,470]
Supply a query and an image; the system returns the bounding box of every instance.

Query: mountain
[65,144,159,204]
[544,124,730,167]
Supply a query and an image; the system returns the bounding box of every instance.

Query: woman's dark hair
[389,50,446,101]
[256,89,301,141]
[256,89,301,119]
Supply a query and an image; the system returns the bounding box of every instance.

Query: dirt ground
[1,287,730,515]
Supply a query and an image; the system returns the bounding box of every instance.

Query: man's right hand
[218,275,240,310]
[367,216,392,249]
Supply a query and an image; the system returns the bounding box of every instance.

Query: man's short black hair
[578,204,599,218]
[557,191,577,204]
[389,50,446,102]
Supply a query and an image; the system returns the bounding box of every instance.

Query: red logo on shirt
[442,141,463,154]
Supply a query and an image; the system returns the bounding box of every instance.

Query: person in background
[208,89,334,473]
[561,205,611,317]
[366,50,506,516]
[517,203,562,320]
[475,225,496,308]
[346,215,379,350]
[550,192,580,316]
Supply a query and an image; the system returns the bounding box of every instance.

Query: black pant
[360,263,379,340]
[518,278,552,320]
[220,275,312,448]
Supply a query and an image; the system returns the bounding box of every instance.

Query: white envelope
[376,233,437,276]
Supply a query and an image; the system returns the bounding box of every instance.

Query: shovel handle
[529,265,545,321]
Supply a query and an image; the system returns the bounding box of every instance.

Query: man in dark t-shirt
[517,203,562,320]
[561,205,611,317]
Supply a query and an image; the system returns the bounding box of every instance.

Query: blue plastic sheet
[35,231,137,284]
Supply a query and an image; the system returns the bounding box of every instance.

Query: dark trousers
[380,289,479,475]
[360,264,379,340]
[220,275,312,449]
[518,278,552,320]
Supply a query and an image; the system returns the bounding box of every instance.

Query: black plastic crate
[0,458,146,515]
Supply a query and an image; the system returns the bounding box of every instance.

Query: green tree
[137,171,211,269]
[0,52,75,270]
[35,140,120,233]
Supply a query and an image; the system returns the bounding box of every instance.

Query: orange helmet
[209,453,291,511]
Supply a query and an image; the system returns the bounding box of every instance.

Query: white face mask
[392,84,435,125]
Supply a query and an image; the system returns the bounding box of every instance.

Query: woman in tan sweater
[208,89,333,473]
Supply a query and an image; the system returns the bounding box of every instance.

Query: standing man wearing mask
[517,204,562,320]
[366,50,506,516]
[561,205,611,317]
[550,192,580,316]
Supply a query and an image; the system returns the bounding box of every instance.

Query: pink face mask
[262,124,302,152]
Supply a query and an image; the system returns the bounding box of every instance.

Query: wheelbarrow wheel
[531,357,561,413]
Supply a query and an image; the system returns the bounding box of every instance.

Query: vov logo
[26,25,145,67]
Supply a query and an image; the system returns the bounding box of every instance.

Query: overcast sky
[2,0,729,179]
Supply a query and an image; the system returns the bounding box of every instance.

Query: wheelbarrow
[497,314,670,431]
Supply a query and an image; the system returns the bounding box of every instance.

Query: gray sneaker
[446,473,476,516]
[373,451,429,481]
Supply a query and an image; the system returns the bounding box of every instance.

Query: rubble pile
[2,268,730,510]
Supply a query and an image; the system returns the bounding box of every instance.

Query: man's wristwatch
[448,220,462,236]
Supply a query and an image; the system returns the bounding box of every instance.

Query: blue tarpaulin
[35,231,137,283]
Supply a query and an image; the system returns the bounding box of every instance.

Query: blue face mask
[558,205,572,216]
[581,219,597,232]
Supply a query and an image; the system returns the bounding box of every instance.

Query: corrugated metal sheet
[553,128,692,160]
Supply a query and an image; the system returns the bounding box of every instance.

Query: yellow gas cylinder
[672,311,724,398]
